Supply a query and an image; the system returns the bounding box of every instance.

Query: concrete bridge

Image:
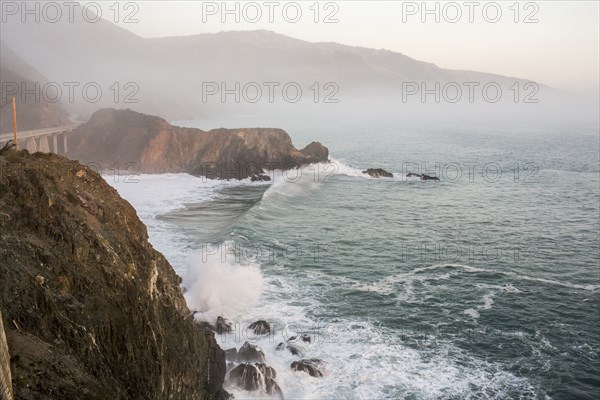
[0,124,79,154]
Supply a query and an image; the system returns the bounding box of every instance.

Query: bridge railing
[0,125,79,155]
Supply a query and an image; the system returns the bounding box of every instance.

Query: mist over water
[183,252,264,322]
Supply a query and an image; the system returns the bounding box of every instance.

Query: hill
[69,108,329,179]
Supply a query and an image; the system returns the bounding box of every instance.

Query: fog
[0,3,598,133]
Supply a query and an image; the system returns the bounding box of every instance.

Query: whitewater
[109,126,600,399]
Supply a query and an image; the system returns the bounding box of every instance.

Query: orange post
[12,96,18,149]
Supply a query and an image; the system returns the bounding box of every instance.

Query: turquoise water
[112,125,599,399]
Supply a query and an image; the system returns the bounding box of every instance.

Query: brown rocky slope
[0,149,227,399]
[69,108,329,179]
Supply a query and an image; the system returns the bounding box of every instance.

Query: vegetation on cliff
[0,150,227,399]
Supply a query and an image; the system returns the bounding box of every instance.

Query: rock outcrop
[363,168,394,178]
[300,142,329,164]
[248,320,271,335]
[216,316,233,334]
[228,363,283,398]
[0,150,227,399]
[69,109,329,180]
[291,359,327,378]
[236,342,266,364]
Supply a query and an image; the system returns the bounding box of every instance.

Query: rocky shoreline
[209,317,328,399]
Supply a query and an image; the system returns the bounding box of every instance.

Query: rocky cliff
[0,149,227,399]
[69,108,329,179]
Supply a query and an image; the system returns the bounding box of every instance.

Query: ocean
[109,122,599,400]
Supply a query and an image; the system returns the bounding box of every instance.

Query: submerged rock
[289,334,312,343]
[237,342,266,363]
[249,320,271,335]
[286,344,305,357]
[407,172,440,181]
[250,174,272,182]
[276,334,311,357]
[291,359,327,377]
[301,334,311,343]
[363,168,394,178]
[275,341,304,357]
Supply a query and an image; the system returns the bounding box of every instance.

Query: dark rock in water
[228,363,282,397]
[276,340,305,357]
[224,348,238,362]
[300,141,329,163]
[286,344,305,357]
[407,172,440,181]
[237,342,266,363]
[249,320,271,335]
[216,316,233,334]
[250,174,271,182]
[291,359,327,377]
[229,364,260,391]
[363,168,394,178]
[299,334,311,343]
[265,377,284,399]
[278,334,311,356]
[0,151,227,399]
[257,363,277,380]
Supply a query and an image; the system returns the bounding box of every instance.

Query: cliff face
[69,109,329,179]
[0,150,226,399]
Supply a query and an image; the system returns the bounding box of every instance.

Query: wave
[426,263,600,291]
[182,245,264,322]
[262,165,324,200]
[216,274,539,399]
[464,292,496,320]
[109,173,548,399]
[354,263,597,307]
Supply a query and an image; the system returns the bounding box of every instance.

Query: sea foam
[182,248,263,322]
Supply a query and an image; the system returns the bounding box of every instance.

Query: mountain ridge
[1,18,547,120]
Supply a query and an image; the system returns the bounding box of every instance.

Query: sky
[98,1,599,95]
